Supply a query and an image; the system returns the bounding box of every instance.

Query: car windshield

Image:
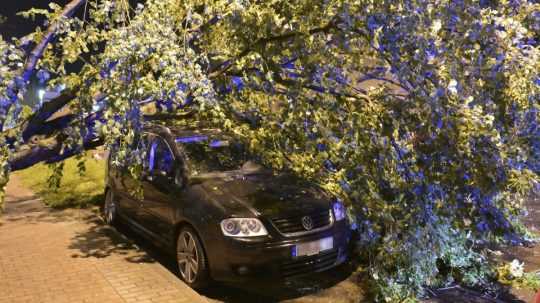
[175,135,250,175]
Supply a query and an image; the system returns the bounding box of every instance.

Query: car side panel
[139,175,179,240]
[176,186,230,274]
[137,134,182,243]
[107,164,141,221]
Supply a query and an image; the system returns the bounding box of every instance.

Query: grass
[14,152,106,209]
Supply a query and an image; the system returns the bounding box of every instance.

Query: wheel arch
[173,219,212,279]
[173,220,208,256]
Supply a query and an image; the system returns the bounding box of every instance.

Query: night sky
[0,1,72,106]
[1,0,143,106]
[1,1,143,39]
[0,1,71,39]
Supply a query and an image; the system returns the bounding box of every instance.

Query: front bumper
[207,220,352,283]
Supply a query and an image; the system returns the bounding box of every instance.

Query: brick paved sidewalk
[0,177,207,303]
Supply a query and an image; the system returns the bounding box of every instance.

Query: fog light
[237,266,250,275]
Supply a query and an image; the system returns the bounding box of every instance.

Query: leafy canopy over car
[0,0,538,301]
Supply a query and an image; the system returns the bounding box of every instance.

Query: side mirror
[143,170,169,182]
[155,170,169,178]
[141,170,153,182]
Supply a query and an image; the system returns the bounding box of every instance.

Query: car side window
[109,134,148,171]
[148,137,174,175]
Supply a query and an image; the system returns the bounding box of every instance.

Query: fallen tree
[0,0,539,301]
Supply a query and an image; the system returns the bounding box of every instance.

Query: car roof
[144,123,223,140]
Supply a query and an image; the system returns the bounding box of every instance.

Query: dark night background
[1,0,143,38]
[0,1,141,107]
[0,1,72,38]
[0,1,72,107]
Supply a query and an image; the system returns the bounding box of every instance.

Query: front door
[139,136,177,239]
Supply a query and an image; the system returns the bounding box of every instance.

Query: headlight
[220,218,268,237]
[333,201,346,221]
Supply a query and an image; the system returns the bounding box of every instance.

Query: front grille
[281,249,338,278]
[271,209,332,235]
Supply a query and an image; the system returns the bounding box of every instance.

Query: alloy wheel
[177,230,199,284]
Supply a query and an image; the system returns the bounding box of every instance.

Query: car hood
[194,172,331,218]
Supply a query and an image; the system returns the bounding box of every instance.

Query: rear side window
[109,134,148,169]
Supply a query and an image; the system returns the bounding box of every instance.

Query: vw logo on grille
[301,216,314,230]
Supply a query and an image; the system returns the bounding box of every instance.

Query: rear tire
[176,226,210,289]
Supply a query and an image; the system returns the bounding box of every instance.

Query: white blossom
[431,19,442,35]
[448,79,458,95]
[509,259,524,278]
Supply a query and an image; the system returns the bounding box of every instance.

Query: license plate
[293,237,333,257]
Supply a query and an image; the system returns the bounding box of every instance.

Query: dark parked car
[104,124,351,289]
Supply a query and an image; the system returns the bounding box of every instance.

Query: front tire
[176,227,209,289]
[103,189,118,225]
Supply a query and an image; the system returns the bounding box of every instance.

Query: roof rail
[144,123,171,134]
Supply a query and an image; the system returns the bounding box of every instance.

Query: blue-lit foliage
[0,0,538,301]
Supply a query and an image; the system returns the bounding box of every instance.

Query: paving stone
[0,177,207,303]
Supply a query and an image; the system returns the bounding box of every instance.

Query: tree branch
[9,132,103,172]
[7,103,199,171]
[209,18,338,78]
[21,0,85,82]
[21,91,77,140]
[0,0,85,132]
